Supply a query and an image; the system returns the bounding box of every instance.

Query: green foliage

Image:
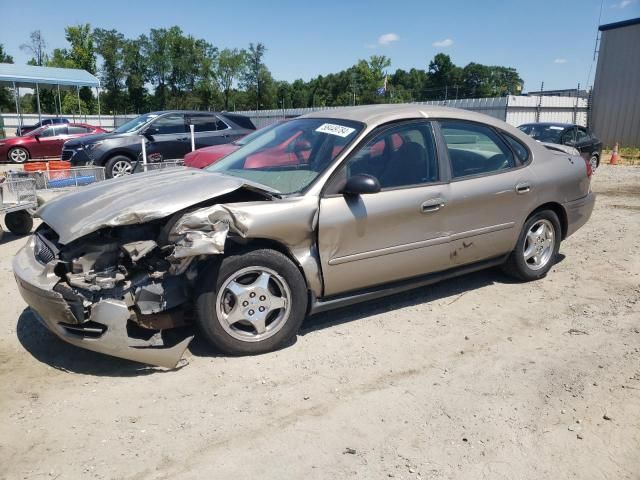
[9,28,525,115]
[0,43,15,112]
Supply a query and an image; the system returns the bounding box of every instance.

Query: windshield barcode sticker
[315,123,356,137]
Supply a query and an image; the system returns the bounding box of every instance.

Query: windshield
[518,124,565,143]
[113,113,159,134]
[207,118,363,194]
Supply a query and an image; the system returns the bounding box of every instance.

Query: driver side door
[145,113,189,161]
[318,120,451,296]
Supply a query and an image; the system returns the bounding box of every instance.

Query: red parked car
[184,122,280,169]
[0,123,107,163]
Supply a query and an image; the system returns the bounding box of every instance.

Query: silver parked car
[14,105,595,367]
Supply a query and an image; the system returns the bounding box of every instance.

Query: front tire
[8,147,29,164]
[589,154,599,171]
[105,156,133,178]
[196,249,308,355]
[502,210,561,281]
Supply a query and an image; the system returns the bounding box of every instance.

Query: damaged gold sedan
[13,105,595,367]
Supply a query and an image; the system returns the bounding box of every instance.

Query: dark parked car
[18,117,71,136]
[63,111,255,178]
[518,122,603,171]
[0,123,107,163]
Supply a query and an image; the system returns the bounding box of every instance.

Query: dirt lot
[0,165,639,480]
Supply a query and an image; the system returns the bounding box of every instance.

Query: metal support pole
[96,86,102,127]
[76,86,82,118]
[35,83,42,124]
[189,124,195,151]
[12,82,20,135]
[141,137,147,172]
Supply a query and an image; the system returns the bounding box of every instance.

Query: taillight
[583,157,592,178]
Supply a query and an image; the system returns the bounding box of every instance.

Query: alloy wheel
[523,219,555,270]
[9,148,28,163]
[112,160,133,177]
[215,266,291,342]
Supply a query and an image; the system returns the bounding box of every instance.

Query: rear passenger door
[438,120,536,266]
[187,114,237,149]
[146,113,189,160]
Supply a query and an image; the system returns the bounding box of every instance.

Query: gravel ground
[0,165,639,480]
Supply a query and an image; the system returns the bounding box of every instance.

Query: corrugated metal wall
[591,22,640,147]
[236,95,588,130]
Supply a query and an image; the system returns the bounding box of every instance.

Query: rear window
[502,133,530,164]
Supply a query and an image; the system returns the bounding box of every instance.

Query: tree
[217,48,246,110]
[123,36,149,113]
[145,28,172,109]
[65,24,96,109]
[20,30,48,66]
[94,28,126,113]
[0,44,15,112]
[241,43,270,110]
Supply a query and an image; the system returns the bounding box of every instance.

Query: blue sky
[1,0,638,91]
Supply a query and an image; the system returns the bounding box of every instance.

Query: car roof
[519,122,577,128]
[300,103,526,133]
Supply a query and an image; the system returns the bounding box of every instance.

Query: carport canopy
[0,63,101,128]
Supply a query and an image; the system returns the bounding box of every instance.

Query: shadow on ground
[15,257,565,375]
[16,309,184,377]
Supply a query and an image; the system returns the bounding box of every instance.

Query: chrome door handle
[515,183,531,194]
[421,199,445,213]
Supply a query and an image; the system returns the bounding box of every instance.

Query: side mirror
[563,139,576,146]
[342,174,381,195]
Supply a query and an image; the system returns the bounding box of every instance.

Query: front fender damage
[35,193,321,368]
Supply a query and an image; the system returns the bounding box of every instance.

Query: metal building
[591,18,640,147]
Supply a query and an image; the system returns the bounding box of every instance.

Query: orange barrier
[23,162,47,172]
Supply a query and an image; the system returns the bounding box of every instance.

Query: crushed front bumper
[13,237,193,368]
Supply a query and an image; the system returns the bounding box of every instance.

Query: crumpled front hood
[37,167,275,244]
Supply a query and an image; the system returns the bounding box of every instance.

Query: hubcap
[216,267,291,342]
[590,155,598,171]
[10,148,28,163]
[112,160,132,177]
[523,219,555,270]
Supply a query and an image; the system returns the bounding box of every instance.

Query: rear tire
[196,249,308,355]
[5,210,34,235]
[589,154,599,171]
[8,147,29,164]
[502,210,561,281]
[105,156,133,178]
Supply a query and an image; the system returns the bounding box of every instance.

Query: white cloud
[612,0,635,8]
[378,33,400,45]
[432,38,454,48]
[554,58,567,64]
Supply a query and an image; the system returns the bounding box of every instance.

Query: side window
[190,115,220,132]
[576,128,589,142]
[52,125,68,136]
[38,127,54,138]
[152,114,186,134]
[214,116,230,130]
[68,126,89,134]
[502,133,530,164]
[561,128,576,145]
[344,122,439,189]
[440,121,516,179]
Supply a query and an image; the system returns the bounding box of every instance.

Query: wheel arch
[528,202,568,239]
[104,150,137,164]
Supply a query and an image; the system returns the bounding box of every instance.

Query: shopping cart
[0,177,37,238]
[7,166,106,190]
